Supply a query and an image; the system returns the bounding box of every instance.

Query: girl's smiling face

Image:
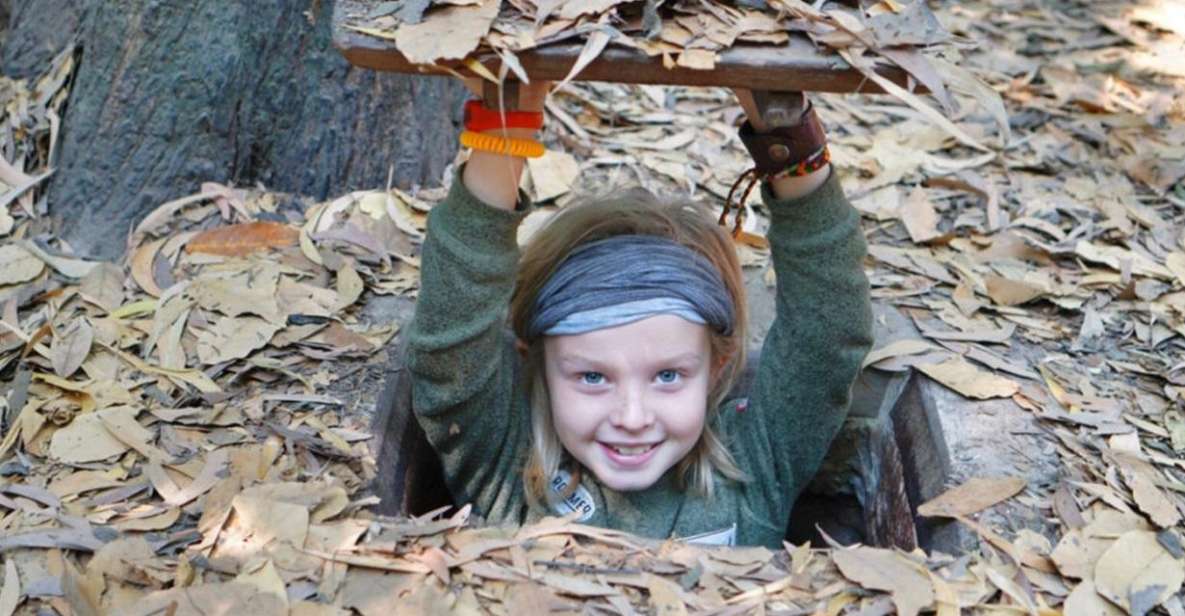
[542,314,713,491]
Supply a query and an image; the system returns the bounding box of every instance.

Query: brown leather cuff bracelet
[737,104,827,175]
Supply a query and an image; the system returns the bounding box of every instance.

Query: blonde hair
[509,189,750,506]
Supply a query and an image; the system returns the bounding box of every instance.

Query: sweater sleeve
[404,171,532,520]
[734,170,874,526]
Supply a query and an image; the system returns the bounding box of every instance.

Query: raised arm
[404,81,549,516]
[729,91,874,521]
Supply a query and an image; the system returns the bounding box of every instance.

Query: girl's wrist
[461,130,541,211]
[478,127,539,140]
[769,164,831,201]
[462,151,526,212]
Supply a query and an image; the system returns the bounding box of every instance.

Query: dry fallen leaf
[0,204,13,237]
[0,243,45,285]
[918,476,1026,518]
[1121,465,1182,529]
[48,411,129,463]
[526,150,581,202]
[982,564,1038,614]
[196,316,283,365]
[335,264,365,310]
[1075,240,1173,280]
[862,338,939,369]
[235,559,289,612]
[833,546,935,616]
[51,317,94,378]
[984,274,1047,306]
[0,558,20,616]
[20,240,100,279]
[1165,411,1185,453]
[112,507,181,532]
[185,221,300,257]
[392,0,501,64]
[115,582,288,616]
[915,357,1020,399]
[79,262,125,312]
[898,186,942,244]
[5,3,1185,614]
[646,574,689,616]
[1093,531,1184,616]
[559,29,614,88]
[504,582,556,614]
[1166,252,1185,288]
[1064,580,1125,616]
[189,264,283,323]
[129,237,167,297]
[97,406,169,464]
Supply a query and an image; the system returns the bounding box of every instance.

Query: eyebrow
[556,355,605,369]
[557,353,704,368]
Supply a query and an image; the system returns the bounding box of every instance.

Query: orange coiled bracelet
[459,130,546,159]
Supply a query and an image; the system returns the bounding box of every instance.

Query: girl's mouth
[600,441,661,467]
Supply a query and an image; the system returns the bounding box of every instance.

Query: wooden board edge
[332,3,926,95]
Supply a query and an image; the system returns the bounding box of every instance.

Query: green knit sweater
[406,171,873,548]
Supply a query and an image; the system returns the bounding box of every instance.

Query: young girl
[405,82,873,548]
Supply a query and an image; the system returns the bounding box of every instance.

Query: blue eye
[656,369,680,384]
[580,372,606,385]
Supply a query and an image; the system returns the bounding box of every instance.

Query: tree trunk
[1,0,79,79]
[1,0,464,260]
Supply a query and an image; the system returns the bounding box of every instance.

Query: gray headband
[526,235,735,338]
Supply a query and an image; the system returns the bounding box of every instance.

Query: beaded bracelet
[459,130,546,159]
[768,145,831,180]
[720,144,831,238]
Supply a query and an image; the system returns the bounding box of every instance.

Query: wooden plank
[371,341,455,517]
[333,1,918,94]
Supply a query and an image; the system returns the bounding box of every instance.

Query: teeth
[612,444,652,456]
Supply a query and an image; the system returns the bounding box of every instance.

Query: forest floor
[1,0,1184,614]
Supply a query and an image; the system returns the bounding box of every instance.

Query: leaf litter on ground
[3,0,1185,614]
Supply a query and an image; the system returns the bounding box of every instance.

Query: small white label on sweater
[549,470,596,522]
[682,524,737,547]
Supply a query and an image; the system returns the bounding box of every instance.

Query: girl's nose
[611,387,653,431]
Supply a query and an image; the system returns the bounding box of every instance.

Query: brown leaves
[1094,531,1185,615]
[50,317,93,378]
[1121,464,1182,529]
[832,546,934,616]
[0,559,20,616]
[918,476,1026,518]
[79,262,125,312]
[0,244,45,285]
[1167,252,1185,287]
[983,274,1048,306]
[3,3,1185,616]
[186,221,301,257]
[130,237,166,297]
[525,150,581,202]
[391,0,500,65]
[47,410,130,463]
[195,316,282,365]
[118,582,288,616]
[915,357,1020,399]
[340,0,983,150]
[899,186,942,244]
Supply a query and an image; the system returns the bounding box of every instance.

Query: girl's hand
[732,89,808,132]
[461,79,553,211]
[732,89,830,201]
[462,78,551,113]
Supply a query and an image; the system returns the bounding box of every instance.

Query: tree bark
[1,0,79,79]
[2,0,464,260]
